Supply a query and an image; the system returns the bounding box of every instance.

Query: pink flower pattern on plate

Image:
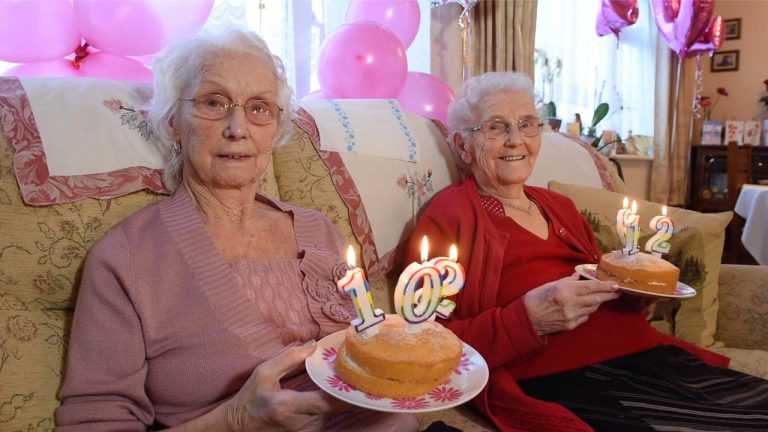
[363,393,384,401]
[322,347,337,365]
[391,397,430,410]
[454,352,472,375]
[428,386,463,402]
[326,375,355,392]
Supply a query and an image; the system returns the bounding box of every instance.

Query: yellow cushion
[549,181,732,347]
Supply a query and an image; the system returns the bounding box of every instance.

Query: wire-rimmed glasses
[180,94,283,125]
[464,118,544,139]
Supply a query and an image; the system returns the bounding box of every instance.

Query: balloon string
[669,59,682,202]
[73,43,91,69]
[692,54,704,120]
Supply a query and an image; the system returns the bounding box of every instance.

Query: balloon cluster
[650,0,723,60]
[315,0,454,124]
[0,0,213,82]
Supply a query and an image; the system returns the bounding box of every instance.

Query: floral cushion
[716,264,768,350]
[548,181,732,348]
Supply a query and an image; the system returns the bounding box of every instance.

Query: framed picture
[724,18,741,40]
[711,50,739,72]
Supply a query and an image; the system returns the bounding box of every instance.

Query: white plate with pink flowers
[305,330,489,413]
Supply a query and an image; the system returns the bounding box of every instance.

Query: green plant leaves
[591,102,609,127]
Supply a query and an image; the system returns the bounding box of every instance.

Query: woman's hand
[225,341,345,432]
[523,273,620,336]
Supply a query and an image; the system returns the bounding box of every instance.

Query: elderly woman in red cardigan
[407,71,768,432]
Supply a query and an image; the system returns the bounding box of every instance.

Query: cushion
[716,264,768,350]
[0,76,279,205]
[709,347,768,380]
[549,181,732,348]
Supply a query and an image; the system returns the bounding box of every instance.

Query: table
[734,184,768,265]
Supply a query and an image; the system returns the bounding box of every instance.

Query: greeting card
[743,121,761,146]
[701,121,723,145]
[724,120,744,145]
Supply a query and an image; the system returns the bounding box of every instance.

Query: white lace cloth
[734,184,768,265]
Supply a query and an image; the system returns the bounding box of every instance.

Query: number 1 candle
[622,200,640,255]
[645,205,674,257]
[337,245,385,339]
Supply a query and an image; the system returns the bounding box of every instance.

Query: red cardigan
[406,176,729,432]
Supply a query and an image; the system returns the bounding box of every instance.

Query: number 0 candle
[645,205,674,257]
[337,245,385,339]
[394,236,445,333]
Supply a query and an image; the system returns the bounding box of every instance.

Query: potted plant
[535,49,562,131]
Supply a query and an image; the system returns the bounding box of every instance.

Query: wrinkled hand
[523,273,620,336]
[225,341,344,432]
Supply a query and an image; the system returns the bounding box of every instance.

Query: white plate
[575,263,697,299]
[305,329,489,413]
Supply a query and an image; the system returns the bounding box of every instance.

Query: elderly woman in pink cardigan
[55,29,417,432]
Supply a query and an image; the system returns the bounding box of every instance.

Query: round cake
[596,250,680,295]
[334,314,463,398]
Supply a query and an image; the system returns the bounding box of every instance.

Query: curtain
[472,0,537,78]
[650,50,697,206]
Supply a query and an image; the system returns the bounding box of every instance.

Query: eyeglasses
[180,94,283,125]
[464,118,544,139]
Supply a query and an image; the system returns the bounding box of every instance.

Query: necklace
[479,191,536,215]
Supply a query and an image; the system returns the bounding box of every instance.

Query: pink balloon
[80,52,153,83]
[318,21,407,99]
[74,0,213,56]
[346,0,421,49]
[651,0,714,60]
[0,0,81,63]
[4,59,80,78]
[687,15,723,57]
[596,0,639,38]
[397,72,454,125]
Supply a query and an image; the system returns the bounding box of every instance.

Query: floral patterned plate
[575,264,697,299]
[305,329,489,413]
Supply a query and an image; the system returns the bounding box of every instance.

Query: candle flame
[449,244,458,261]
[662,205,668,216]
[346,245,356,268]
[421,236,429,262]
[631,200,637,214]
[623,196,629,208]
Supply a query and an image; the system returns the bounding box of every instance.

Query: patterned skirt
[518,345,768,431]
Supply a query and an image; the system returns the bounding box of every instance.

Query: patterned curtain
[471,0,537,78]
[651,45,697,206]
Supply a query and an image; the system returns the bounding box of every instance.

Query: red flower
[716,87,728,96]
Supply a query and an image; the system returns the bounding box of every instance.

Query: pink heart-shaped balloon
[596,0,639,38]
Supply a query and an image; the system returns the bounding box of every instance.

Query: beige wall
[704,0,768,122]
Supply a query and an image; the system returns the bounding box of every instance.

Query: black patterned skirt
[518,345,768,431]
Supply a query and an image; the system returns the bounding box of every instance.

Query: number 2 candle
[645,205,674,257]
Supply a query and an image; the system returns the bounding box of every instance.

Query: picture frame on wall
[711,50,739,73]
[724,18,741,40]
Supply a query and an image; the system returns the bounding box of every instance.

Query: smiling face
[170,50,280,194]
[458,90,542,195]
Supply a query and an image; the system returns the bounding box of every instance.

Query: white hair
[145,29,294,192]
[446,71,535,143]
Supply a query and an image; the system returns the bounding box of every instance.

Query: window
[0,0,431,102]
[534,0,657,141]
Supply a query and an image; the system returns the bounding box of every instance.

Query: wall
[704,0,768,123]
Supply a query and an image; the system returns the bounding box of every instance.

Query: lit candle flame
[662,205,668,217]
[631,199,637,214]
[346,245,356,268]
[421,235,429,262]
[449,244,458,261]
[623,196,629,208]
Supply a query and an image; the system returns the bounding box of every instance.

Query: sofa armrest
[716,264,768,350]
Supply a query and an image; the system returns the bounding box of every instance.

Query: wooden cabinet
[688,145,768,212]
[689,144,768,264]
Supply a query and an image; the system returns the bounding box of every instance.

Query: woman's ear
[453,132,472,164]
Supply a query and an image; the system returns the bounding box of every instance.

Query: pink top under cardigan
[56,186,417,431]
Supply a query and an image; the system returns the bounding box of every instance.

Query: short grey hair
[145,29,294,192]
[446,71,535,143]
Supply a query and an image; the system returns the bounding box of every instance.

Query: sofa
[1,76,767,432]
